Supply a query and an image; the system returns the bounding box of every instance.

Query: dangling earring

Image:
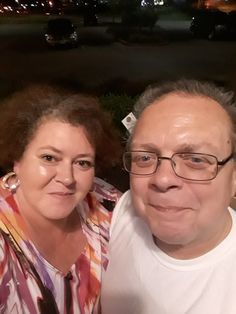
[1,172,20,192]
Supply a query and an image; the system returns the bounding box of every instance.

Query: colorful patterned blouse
[0,177,121,314]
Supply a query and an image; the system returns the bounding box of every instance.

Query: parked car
[227,11,236,33]
[44,18,78,48]
[83,11,98,26]
[190,9,236,40]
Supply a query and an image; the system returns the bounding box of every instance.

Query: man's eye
[133,154,155,167]
[182,155,209,164]
[75,160,94,169]
[190,156,205,163]
[132,154,148,162]
[140,155,151,162]
[179,154,213,169]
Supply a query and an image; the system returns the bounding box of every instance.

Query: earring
[1,172,20,192]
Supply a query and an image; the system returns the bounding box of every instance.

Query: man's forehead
[131,94,232,155]
[138,93,230,127]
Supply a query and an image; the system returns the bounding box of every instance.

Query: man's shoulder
[109,190,140,239]
[112,190,134,218]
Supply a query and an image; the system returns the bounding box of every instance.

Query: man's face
[130,93,236,258]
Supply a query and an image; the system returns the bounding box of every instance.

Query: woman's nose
[56,164,75,186]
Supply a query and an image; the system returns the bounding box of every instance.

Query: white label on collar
[121,112,137,133]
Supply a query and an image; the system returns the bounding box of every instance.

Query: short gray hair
[129,79,236,157]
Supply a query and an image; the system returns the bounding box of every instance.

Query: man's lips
[149,204,190,212]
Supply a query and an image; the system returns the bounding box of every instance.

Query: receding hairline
[129,90,235,153]
[145,91,232,116]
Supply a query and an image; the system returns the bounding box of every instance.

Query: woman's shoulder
[0,229,6,251]
[0,230,14,273]
[79,178,122,237]
[93,177,122,212]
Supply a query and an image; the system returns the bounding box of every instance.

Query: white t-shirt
[101,191,236,314]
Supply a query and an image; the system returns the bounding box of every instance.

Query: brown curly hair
[0,84,122,175]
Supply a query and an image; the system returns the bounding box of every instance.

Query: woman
[0,85,121,313]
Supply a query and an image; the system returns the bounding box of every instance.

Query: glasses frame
[123,151,234,181]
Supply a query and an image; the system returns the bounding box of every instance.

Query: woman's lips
[50,192,73,195]
[48,192,74,198]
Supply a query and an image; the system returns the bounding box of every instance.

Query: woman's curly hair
[0,84,122,175]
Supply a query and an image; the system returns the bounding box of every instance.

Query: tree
[108,0,121,22]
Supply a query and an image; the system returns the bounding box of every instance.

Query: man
[101,79,236,314]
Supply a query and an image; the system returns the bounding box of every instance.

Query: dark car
[83,12,98,26]
[190,9,236,40]
[227,11,236,33]
[44,18,78,48]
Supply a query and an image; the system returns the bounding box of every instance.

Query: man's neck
[154,211,232,260]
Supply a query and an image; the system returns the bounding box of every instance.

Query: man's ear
[230,164,236,209]
[233,163,236,195]
[231,198,236,209]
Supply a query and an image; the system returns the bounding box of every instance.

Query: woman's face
[14,119,95,222]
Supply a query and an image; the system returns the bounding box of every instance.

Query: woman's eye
[41,155,56,162]
[75,160,94,169]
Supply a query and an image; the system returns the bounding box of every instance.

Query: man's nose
[149,158,182,192]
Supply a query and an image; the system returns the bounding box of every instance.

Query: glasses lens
[123,151,157,175]
[172,153,217,180]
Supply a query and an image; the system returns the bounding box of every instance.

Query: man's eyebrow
[175,144,200,152]
[175,143,219,153]
[130,143,203,150]
[130,143,218,154]
[130,143,160,152]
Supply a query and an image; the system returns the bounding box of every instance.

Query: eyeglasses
[123,151,234,181]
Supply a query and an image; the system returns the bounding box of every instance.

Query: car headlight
[45,34,53,40]
[70,32,78,40]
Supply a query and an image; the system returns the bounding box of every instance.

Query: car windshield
[47,19,74,32]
